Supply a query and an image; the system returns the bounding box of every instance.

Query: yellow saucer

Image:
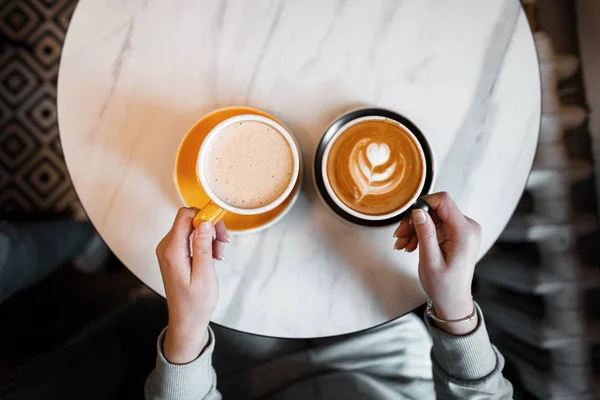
[174,106,300,233]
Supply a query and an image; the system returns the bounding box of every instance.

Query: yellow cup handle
[193,201,227,228]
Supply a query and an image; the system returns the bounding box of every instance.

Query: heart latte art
[326,119,425,216]
[350,141,405,200]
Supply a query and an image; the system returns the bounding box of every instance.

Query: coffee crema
[204,121,294,209]
[326,119,424,216]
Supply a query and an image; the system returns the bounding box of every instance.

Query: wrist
[432,296,474,321]
[163,325,209,364]
[429,297,478,336]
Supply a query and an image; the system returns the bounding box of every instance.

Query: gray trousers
[0,221,433,400]
[211,314,433,399]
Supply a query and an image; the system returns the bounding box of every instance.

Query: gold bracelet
[425,298,476,324]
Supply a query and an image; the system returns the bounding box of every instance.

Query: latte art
[350,141,405,201]
[326,119,425,216]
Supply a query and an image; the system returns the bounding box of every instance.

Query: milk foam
[205,121,294,209]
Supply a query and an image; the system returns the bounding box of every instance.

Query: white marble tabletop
[58,0,540,338]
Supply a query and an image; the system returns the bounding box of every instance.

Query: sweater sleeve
[425,302,514,400]
[144,326,221,400]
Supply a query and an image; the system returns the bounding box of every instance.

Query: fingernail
[225,232,231,243]
[199,222,212,231]
[412,209,426,224]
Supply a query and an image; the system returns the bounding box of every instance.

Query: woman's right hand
[394,192,481,335]
[156,207,229,363]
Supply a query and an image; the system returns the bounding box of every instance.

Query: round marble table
[58,0,540,338]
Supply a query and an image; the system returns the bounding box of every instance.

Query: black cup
[314,108,435,227]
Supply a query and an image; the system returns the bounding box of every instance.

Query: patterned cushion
[0,0,78,218]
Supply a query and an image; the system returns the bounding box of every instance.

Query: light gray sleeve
[425,302,513,400]
[144,326,221,400]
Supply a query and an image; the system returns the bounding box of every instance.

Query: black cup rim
[314,108,435,227]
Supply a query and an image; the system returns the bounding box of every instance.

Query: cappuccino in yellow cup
[191,114,301,228]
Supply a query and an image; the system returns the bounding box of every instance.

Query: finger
[156,230,171,260]
[411,209,444,267]
[394,236,411,250]
[465,216,480,230]
[420,192,468,237]
[160,208,195,267]
[393,217,413,238]
[436,225,445,243]
[191,222,215,279]
[170,208,198,248]
[213,240,226,261]
[215,220,229,243]
[464,216,482,247]
[406,235,419,252]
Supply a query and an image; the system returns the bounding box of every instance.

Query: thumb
[191,222,214,279]
[412,209,444,268]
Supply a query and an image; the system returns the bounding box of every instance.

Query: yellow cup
[192,114,301,228]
